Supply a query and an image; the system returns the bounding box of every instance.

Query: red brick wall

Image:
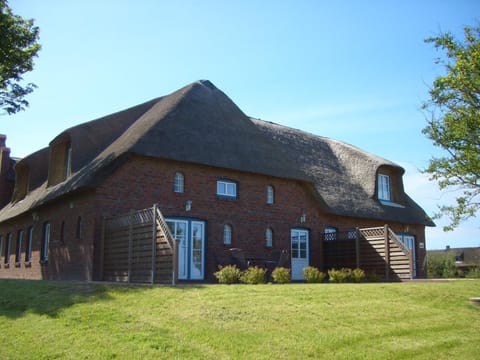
[0,190,96,280]
[94,156,427,280]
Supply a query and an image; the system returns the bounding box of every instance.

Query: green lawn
[0,280,479,359]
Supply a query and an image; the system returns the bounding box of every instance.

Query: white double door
[166,219,205,280]
[291,229,309,280]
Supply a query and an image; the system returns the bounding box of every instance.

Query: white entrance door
[291,229,309,280]
[166,219,205,280]
[167,220,189,280]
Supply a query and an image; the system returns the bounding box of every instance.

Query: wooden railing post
[172,239,179,286]
[384,224,390,281]
[355,228,360,269]
[99,217,106,281]
[151,204,158,285]
[127,209,134,283]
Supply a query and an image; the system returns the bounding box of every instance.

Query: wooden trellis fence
[323,225,414,280]
[100,204,178,284]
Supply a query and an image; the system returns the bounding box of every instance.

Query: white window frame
[265,228,273,247]
[15,229,23,264]
[41,222,50,262]
[4,233,12,265]
[217,180,237,198]
[174,172,184,193]
[223,224,232,245]
[267,185,274,204]
[378,174,391,201]
[25,226,33,263]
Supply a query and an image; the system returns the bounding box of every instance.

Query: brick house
[0,80,434,283]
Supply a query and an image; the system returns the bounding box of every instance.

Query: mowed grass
[0,280,479,359]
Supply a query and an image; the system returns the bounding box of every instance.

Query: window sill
[15,262,21,268]
[379,200,405,208]
[24,261,32,268]
[40,260,48,265]
[4,263,10,269]
[217,195,238,200]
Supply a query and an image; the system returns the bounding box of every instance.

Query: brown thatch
[0,80,433,226]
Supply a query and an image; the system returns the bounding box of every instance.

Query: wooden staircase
[358,225,413,280]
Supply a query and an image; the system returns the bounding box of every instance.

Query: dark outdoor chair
[277,249,290,268]
[229,248,249,270]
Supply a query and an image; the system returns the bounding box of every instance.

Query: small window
[265,228,273,247]
[324,226,337,241]
[217,180,237,198]
[15,230,24,263]
[4,233,12,265]
[223,224,232,245]
[60,221,65,245]
[174,172,184,193]
[25,227,33,263]
[41,222,50,262]
[76,217,82,239]
[378,174,391,201]
[267,185,274,204]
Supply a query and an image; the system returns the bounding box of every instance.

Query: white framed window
[4,233,12,265]
[223,224,232,245]
[265,228,273,247]
[174,172,184,193]
[25,226,33,263]
[217,180,237,198]
[378,174,391,201]
[267,185,274,204]
[15,230,23,264]
[41,222,50,262]
[324,226,337,241]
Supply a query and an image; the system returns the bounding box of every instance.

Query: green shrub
[466,267,480,278]
[351,268,366,283]
[328,268,351,283]
[302,266,326,283]
[272,267,291,284]
[427,253,456,278]
[214,265,242,284]
[240,266,267,284]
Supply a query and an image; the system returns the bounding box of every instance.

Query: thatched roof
[0,80,433,226]
[252,119,434,225]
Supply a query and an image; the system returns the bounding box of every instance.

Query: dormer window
[48,136,72,187]
[12,163,29,202]
[378,174,391,201]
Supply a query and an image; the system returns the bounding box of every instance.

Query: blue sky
[3,0,479,249]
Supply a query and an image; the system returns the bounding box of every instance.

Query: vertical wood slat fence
[101,204,178,285]
[323,225,413,280]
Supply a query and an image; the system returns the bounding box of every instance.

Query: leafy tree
[0,0,40,115]
[422,24,480,231]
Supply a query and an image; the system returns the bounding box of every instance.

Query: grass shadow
[0,280,115,319]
